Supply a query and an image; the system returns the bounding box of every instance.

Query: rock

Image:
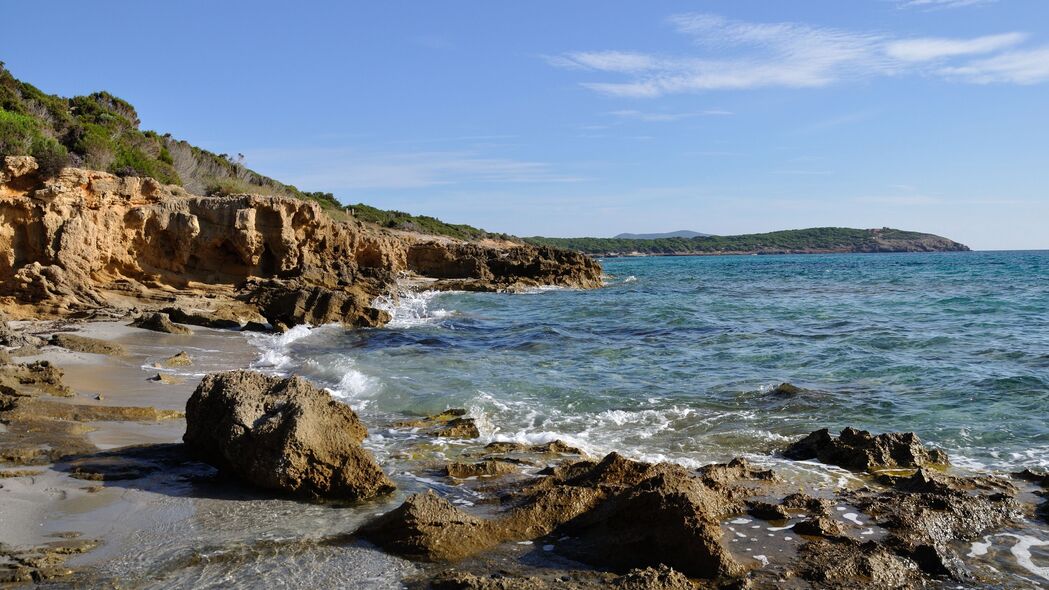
[183,370,395,500]
[9,344,41,357]
[0,360,71,397]
[363,453,749,580]
[747,500,790,521]
[770,382,802,395]
[795,538,923,589]
[149,373,183,385]
[359,491,496,561]
[780,492,833,515]
[553,465,744,578]
[609,566,695,590]
[0,538,99,585]
[241,321,272,333]
[130,312,191,334]
[156,351,192,367]
[244,279,389,329]
[695,456,776,489]
[792,515,847,538]
[481,440,583,456]
[445,460,518,479]
[841,469,1020,580]
[393,408,467,428]
[435,417,481,439]
[0,317,36,348]
[49,333,126,356]
[160,306,242,329]
[0,349,10,365]
[783,427,949,472]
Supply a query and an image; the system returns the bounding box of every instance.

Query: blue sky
[3,0,1047,249]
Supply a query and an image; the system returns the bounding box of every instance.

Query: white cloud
[939,46,1049,84]
[884,33,1026,61]
[546,12,1041,96]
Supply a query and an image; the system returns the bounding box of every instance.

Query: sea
[255,250,1049,477]
[80,250,1049,588]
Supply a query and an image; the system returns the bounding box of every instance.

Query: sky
[3,0,1048,249]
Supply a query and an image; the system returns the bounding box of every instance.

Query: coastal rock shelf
[0,156,602,327]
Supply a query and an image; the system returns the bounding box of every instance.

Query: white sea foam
[1001,534,1049,581]
[372,290,451,328]
[249,324,314,372]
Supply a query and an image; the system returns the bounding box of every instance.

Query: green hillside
[0,62,491,242]
[525,227,969,256]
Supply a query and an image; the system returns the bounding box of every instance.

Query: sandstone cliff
[0,157,602,326]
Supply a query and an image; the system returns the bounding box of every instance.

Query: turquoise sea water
[257,250,1049,475]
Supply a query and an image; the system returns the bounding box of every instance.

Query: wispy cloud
[247,147,585,190]
[547,12,1042,96]
[896,0,997,10]
[608,109,733,122]
[884,33,1026,61]
[939,46,1049,84]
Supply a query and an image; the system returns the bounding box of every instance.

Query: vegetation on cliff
[0,63,499,242]
[346,203,507,241]
[525,227,970,256]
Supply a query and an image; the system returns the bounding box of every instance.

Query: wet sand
[0,322,417,588]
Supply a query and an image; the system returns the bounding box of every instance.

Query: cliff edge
[0,156,602,327]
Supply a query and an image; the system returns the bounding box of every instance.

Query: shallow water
[257,250,1049,475]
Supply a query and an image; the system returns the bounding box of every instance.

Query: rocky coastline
[1,157,1047,588]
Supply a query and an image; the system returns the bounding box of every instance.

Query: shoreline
[1,314,1047,588]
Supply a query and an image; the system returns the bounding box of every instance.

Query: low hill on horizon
[525,227,970,256]
[613,230,712,239]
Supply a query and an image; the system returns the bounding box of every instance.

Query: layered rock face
[183,370,395,500]
[0,157,602,326]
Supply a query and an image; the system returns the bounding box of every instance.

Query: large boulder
[783,427,949,472]
[183,370,395,501]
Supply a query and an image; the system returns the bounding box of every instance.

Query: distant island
[613,230,712,240]
[525,227,970,257]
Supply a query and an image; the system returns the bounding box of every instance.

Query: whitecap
[372,290,451,328]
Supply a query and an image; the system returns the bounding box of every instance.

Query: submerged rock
[49,333,126,356]
[359,491,496,561]
[445,460,517,479]
[435,417,481,439]
[156,351,192,368]
[782,427,949,472]
[393,408,480,439]
[130,312,192,335]
[183,370,395,501]
[770,382,803,396]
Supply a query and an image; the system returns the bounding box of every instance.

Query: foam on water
[249,324,314,372]
[372,290,451,328]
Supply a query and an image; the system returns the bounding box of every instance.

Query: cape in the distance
[525,227,970,257]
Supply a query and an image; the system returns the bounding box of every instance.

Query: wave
[372,290,452,328]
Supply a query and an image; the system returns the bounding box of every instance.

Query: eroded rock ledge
[0,156,602,327]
